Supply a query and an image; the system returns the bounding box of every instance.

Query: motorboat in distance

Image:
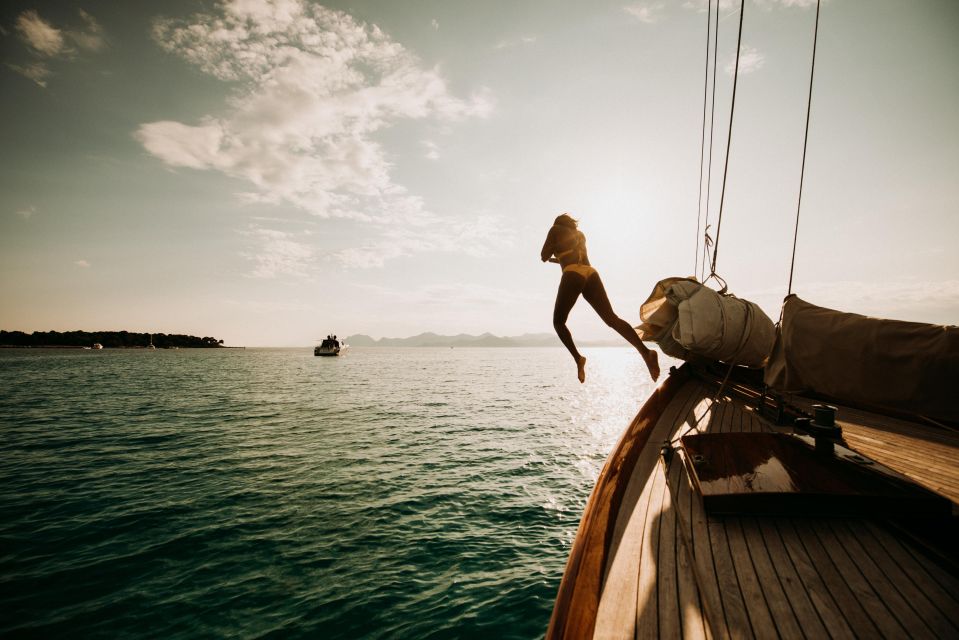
[314,336,347,357]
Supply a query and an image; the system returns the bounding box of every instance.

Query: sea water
[0,347,666,638]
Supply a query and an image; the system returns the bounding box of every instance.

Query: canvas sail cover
[764,295,959,423]
[635,277,776,368]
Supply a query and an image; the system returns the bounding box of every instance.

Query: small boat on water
[92,343,103,350]
[314,335,347,357]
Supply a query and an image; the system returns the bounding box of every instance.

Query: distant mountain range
[344,332,620,348]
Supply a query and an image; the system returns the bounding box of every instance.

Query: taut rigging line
[708,0,745,285]
[693,0,712,278]
[788,0,822,296]
[698,0,721,283]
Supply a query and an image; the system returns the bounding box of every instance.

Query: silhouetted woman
[541,213,659,383]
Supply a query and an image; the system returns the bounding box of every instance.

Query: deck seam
[657,381,712,640]
[727,517,780,640]
[775,518,855,640]
[853,521,958,638]
[793,518,881,638]
[828,519,935,639]
[809,518,903,638]
[748,517,808,640]
[759,518,829,640]
[873,521,959,610]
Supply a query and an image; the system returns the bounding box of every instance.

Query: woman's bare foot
[577,356,587,383]
[642,349,660,382]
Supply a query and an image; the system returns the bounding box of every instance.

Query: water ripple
[0,347,669,638]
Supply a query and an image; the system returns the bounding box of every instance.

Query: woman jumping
[541,213,659,384]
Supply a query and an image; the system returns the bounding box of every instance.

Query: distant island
[0,330,225,349]
[345,332,621,348]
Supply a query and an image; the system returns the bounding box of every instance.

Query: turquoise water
[0,347,663,638]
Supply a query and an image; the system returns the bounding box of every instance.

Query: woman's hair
[553,213,578,229]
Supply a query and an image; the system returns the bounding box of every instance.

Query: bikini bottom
[562,263,598,280]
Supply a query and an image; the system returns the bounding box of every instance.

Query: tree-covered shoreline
[0,331,225,348]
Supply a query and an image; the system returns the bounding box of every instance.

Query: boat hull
[314,345,347,356]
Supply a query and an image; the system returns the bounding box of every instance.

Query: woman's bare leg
[582,274,660,381]
[553,271,588,382]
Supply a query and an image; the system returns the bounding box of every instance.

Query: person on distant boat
[541,213,660,384]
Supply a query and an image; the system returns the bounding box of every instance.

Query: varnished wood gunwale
[546,365,691,640]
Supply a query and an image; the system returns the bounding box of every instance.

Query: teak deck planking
[549,366,959,639]
[788,396,959,505]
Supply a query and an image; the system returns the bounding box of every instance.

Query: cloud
[725,44,764,74]
[16,10,64,56]
[6,62,51,87]
[431,19,439,30]
[331,213,502,268]
[139,0,491,225]
[624,3,664,24]
[9,9,107,86]
[422,140,440,160]
[241,225,315,278]
[67,10,107,52]
[137,121,225,170]
[15,205,37,219]
[494,35,538,50]
[74,259,91,268]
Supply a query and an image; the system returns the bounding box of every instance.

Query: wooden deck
[789,396,959,506]
[550,367,959,639]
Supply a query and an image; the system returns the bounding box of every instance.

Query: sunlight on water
[0,347,678,638]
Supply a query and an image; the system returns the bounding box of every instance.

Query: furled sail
[765,295,959,423]
[635,277,776,368]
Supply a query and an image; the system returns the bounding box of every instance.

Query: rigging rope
[701,0,720,282]
[787,0,821,295]
[708,0,745,281]
[694,0,713,277]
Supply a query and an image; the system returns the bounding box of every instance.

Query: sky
[1,0,957,346]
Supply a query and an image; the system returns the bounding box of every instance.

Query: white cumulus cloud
[138,0,492,226]
[74,259,91,268]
